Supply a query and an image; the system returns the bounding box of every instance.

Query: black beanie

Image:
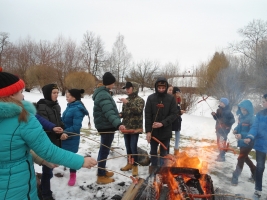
[0,67,25,97]
[103,72,116,85]
[172,87,181,94]
[68,89,84,100]
[42,84,59,101]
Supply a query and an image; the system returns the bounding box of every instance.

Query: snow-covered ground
[25,88,267,200]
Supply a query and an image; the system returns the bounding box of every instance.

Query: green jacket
[120,82,144,130]
[93,86,121,130]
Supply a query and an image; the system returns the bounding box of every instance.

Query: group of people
[93,73,185,184]
[1,67,267,199]
[0,67,97,200]
[211,96,267,198]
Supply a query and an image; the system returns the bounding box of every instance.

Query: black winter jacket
[145,77,178,140]
[36,99,64,147]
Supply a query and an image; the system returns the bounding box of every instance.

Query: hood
[236,99,254,117]
[69,101,89,116]
[92,86,109,100]
[0,100,36,119]
[154,77,168,94]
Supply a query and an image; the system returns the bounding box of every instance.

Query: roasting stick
[197,96,235,153]
[63,130,142,166]
[191,193,252,200]
[97,154,170,164]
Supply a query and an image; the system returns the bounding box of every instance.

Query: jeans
[150,138,170,166]
[41,165,53,197]
[174,131,180,149]
[216,132,228,159]
[255,150,266,191]
[97,133,114,176]
[124,134,139,166]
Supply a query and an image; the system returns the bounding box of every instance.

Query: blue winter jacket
[62,101,89,153]
[246,109,267,153]
[234,100,255,147]
[0,100,84,200]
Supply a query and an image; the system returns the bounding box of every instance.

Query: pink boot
[68,172,76,186]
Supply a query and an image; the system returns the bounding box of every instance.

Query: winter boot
[215,151,225,162]
[96,176,115,184]
[254,190,261,198]
[68,172,76,186]
[120,163,132,171]
[132,165,138,177]
[105,171,114,177]
[174,149,179,156]
[231,171,238,186]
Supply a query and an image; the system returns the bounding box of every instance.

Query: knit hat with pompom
[68,89,85,100]
[0,67,25,97]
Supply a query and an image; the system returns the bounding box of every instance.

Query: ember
[122,152,214,200]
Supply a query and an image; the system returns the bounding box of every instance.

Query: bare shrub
[65,71,95,95]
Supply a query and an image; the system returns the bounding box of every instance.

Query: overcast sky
[1,0,267,71]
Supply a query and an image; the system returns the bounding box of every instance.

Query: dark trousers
[255,150,266,191]
[150,138,170,166]
[216,132,228,158]
[97,133,115,176]
[124,133,139,166]
[233,146,256,178]
[41,165,53,197]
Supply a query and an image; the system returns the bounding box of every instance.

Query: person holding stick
[231,99,256,186]
[119,82,145,176]
[145,77,177,167]
[93,72,126,184]
[211,98,235,162]
[61,89,89,186]
[0,68,97,200]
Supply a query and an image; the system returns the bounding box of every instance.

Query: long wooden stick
[98,154,169,163]
[63,131,141,166]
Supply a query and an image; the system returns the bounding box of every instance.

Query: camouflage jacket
[120,82,145,131]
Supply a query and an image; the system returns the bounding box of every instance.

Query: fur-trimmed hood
[0,100,36,119]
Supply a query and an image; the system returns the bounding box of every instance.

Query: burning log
[122,166,215,200]
[122,152,215,200]
[121,178,145,200]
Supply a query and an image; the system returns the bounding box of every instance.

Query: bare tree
[229,19,267,63]
[229,19,267,94]
[160,61,180,85]
[13,37,36,86]
[126,60,160,91]
[81,31,106,78]
[109,33,132,91]
[209,56,248,109]
[0,32,10,66]
[53,36,83,95]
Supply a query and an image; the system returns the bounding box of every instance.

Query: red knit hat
[0,67,25,97]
